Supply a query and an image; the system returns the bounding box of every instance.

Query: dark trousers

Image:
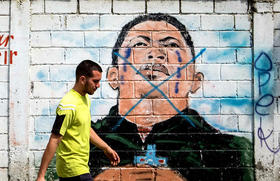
[59,173,92,181]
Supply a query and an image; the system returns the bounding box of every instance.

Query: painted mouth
[137,64,170,80]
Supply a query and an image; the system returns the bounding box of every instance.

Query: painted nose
[147,48,166,63]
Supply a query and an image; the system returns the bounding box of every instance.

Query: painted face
[85,70,102,95]
[108,21,202,127]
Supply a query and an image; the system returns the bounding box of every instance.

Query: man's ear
[107,67,119,90]
[79,75,86,85]
[190,72,204,94]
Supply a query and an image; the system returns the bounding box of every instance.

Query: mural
[89,14,253,181]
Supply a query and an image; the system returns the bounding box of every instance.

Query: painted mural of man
[89,14,253,181]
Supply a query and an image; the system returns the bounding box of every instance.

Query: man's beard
[85,80,94,95]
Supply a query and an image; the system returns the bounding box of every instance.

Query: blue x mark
[112,48,206,130]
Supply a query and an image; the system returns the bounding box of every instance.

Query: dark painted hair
[112,13,195,65]
[76,60,102,82]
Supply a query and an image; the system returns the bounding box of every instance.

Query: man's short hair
[76,60,102,82]
[112,13,195,65]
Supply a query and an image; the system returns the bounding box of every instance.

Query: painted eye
[164,43,179,48]
[133,42,148,47]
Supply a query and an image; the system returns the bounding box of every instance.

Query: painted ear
[107,67,119,90]
[190,72,204,94]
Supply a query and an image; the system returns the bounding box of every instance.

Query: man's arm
[36,133,62,181]
[90,128,120,166]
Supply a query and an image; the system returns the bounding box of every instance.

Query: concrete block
[34,151,44,167]
[31,48,64,64]
[274,98,278,114]
[30,99,50,116]
[220,115,238,132]
[147,0,179,13]
[101,82,118,99]
[221,64,252,80]
[0,99,8,116]
[0,117,7,133]
[255,2,273,13]
[181,0,213,13]
[238,115,253,132]
[273,47,280,63]
[31,15,62,31]
[274,30,280,46]
[0,82,8,98]
[272,80,280,97]
[235,15,251,30]
[238,81,252,98]
[0,168,8,181]
[113,0,145,14]
[201,15,234,31]
[236,48,252,64]
[32,82,68,98]
[91,99,117,116]
[51,32,84,47]
[30,134,50,150]
[80,0,111,13]
[49,65,76,81]
[254,14,273,52]
[35,116,55,133]
[100,48,113,65]
[0,16,9,32]
[65,48,99,64]
[30,0,44,14]
[66,15,99,30]
[0,66,8,81]
[220,98,253,114]
[275,0,280,12]
[274,115,280,131]
[220,31,251,47]
[275,13,280,29]
[203,48,236,64]
[30,65,50,82]
[196,64,220,81]
[189,98,220,115]
[204,81,237,98]
[85,31,118,47]
[173,15,200,30]
[0,151,8,167]
[100,15,135,31]
[189,31,219,47]
[45,0,77,13]
[0,1,10,15]
[31,32,51,47]
[215,0,248,13]
[49,99,60,116]
[0,134,8,150]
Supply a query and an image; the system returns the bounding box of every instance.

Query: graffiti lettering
[255,52,279,154]
[0,34,14,47]
[0,34,18,65]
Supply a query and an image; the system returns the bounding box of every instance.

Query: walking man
[36,60,120,181]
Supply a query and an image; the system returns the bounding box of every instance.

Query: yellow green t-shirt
[51,89,91,178]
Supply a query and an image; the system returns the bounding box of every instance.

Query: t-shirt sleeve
[51,104,75,136]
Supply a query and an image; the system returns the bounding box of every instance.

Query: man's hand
[103,147,120,166]
[90,128,120,166]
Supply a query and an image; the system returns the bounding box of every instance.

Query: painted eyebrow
[158,36,179,42]
[130,35,151,43]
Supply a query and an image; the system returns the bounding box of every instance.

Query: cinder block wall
[0,0,280,180]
